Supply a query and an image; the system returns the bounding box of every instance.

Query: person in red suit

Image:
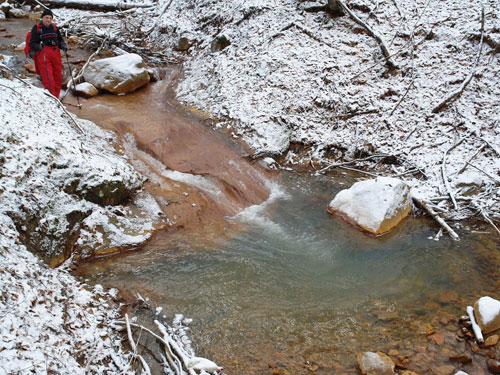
[28,9,67,98]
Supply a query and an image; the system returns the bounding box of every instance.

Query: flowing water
[70,75,500,374]
[78,171,500,374]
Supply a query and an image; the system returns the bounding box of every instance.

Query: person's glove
[28,49,37,58]
[60,43,68,52]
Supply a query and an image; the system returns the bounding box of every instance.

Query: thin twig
[144,0,175,34]
[456,143,486,175]
[466,162,500,184]
[5,67,86,134]
[432,7,485,113]
[74,37,109,83]
[336,0,397,68]
[441,137,465,209]
[316,154,391,174]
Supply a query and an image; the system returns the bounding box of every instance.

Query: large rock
[0,10,6,21]
[327,177,412,235]
[357,352,396,375]
[8,8,29,18]
[474,296,500,334]
[83,53,150,94]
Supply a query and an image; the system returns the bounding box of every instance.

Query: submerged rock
[357,352,395,375]
[487,358,500,374]
[83,53,150,94]
[327,177,412,235]
[474,296,500,334]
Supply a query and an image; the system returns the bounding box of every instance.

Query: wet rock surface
[357,351,395,375]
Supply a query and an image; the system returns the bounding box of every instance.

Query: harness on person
[24,22,58,58]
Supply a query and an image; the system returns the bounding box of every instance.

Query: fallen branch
[432,7,485,113]
[412,196,460,240]
[125,314,151,375]
[336,0,397,68]
[144,0,175,34]
[316,154,390,174]
[337,165,380,177]
[456,143,486,175]
[25,0,153,11]
[466,162,500,184]
[466,305,484,343]
[441,138,465,209]
[73,37,108,83]
[114,320,182,375]
[294,22,336,49]
[5,67,86,134]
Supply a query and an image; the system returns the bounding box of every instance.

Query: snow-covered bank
[0,65,154,373]
[143,0,499,224]
[0,245,133,374]
[53,0,500,223]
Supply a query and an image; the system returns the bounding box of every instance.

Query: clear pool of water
[79,171,500,374]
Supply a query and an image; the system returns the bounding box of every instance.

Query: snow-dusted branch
[125,314,151,375]
[4,66,85,134]
[466,305,484,343]
[315,154,390,174]
[144,0,174,34]
[412,196,460,240]
[114,319,222,375]
[432,7,485,113]
[441,138,465,210]
[73,37,109,83]
[335,0,397,68]
[456,143,486,176]
[25,0,154,11]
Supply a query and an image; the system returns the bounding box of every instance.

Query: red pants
[34,46,62,98]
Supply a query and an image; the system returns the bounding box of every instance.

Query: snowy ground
[0,61,199,373]
[51,0,500,223]
[168,0,500,223]
[103,0,497,225]
[0,72,139,372]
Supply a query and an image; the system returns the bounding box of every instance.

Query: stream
[2,18,500,374]
[72,77,500,374]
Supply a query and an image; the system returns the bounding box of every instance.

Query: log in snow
[26,0,154,11]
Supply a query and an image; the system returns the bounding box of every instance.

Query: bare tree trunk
[25,0,153,12]
[327,0,345,16]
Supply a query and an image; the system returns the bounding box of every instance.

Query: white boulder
[83,53,150,94]
[474,296,500,334]
[74,82,99,98]
[327,177,412,235]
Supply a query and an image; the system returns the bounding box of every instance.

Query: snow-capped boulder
[0,10,6,21]
[327,177,412,235]
[74,82,99,98]
[474,296,500,334]
[83,53,150,94]
[8,7,28,18]
[0,2,10,15]
[357,352,396,375]
[1,77,144,266]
